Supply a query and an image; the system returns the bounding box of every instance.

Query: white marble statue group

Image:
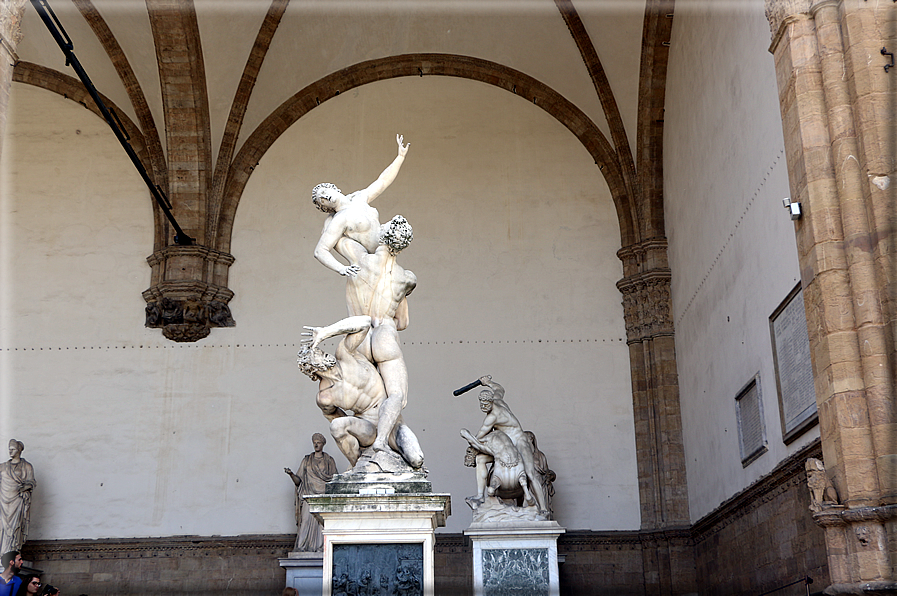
[295,135,556,527]
[459,377,555,522]
[297,135,425,475]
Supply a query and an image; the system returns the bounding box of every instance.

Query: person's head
[2,551,21,571]
[16,574,40,596]
[311,433,326,452]
[39,585,58,596]
[478,389,495,413]
[8,440,23,460]
[281,588,298,596]
[311,183,343,214]
[378,215,413,255]
[297,347,338,381]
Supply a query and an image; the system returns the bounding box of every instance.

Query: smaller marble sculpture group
[0,439,36,554]
[459,376,555,523]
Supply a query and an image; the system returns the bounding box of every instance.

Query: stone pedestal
[464,521,566,596]
[306,472,450,596]
[278,552,324,596]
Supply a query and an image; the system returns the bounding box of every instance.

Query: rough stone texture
[692,440,829,595]
[21,535,294,596]
[617,238,694,595]
[766,0,896,588]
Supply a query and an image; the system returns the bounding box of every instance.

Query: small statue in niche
[805,457,838,512]
[160,297,183,325]
[182,300,205,324]
[144,302,161,327]
[208,301,235,327]
[284,433,338,552]
[0,439,36,553]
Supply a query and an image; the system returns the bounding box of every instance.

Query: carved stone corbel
[142,245,236,342]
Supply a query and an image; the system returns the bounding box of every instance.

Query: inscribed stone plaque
[332,543,422,596]
[482,548,549,596]
[770,285,817,443]
[736,376,767,467]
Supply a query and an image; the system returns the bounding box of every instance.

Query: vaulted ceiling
[15,0,673,251]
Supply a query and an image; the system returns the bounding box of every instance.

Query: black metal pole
[29,0,194,246]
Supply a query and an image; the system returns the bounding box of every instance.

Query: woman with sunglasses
[14,574,40,596]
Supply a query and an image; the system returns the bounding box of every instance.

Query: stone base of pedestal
[306,488,451,596]
[278,552,324,596]
[464,520,566,596]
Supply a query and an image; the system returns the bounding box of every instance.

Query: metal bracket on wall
[883,47,894,73]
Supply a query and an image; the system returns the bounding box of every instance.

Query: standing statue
[298,315,424,471]
[284,434,337,552]
[458,376,550,521]
[0,439,36,553]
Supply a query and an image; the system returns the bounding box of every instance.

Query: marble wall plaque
[482,548,549,596]
[332,543,423,596]
[735,375,767,467]
[769,284,817,443]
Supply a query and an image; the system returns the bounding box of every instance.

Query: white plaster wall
[1,78,639,539]
[664,1,820,522]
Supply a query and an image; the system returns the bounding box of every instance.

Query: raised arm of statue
[302,315,373,352]
[479,376,505,401]
[356,134,409,204]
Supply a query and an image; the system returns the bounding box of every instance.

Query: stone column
[765,0,896,591]
[0,0,28,164]
[617,238,695,595]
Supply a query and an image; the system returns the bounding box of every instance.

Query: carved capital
[764,0,812,50]
[617,239,673,344]
[617,272,673,344]
[0,0,28,54]
[143,245,236,341]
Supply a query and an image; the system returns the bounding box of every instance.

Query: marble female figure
[0,440,35,554]
[284,434,337,552]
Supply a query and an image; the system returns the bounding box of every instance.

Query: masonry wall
[692,440,829,595]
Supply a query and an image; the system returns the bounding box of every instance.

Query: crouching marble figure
[460,376,553,522]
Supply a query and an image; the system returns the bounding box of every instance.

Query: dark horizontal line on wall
[0,339,626,351]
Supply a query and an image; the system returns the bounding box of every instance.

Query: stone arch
[213,53,638,254]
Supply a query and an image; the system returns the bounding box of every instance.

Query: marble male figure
[297,315,424,470]
[461,377,550,515]
[342,215,417,456]
[312,134,409,277]
[0,440,35,554]
[284,434,337,552]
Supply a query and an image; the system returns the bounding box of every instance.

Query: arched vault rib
[13,61,150,176]
[214,53,637,254]
[554,0,640,235]
[207,0,290,248]
[72,0,169,250]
